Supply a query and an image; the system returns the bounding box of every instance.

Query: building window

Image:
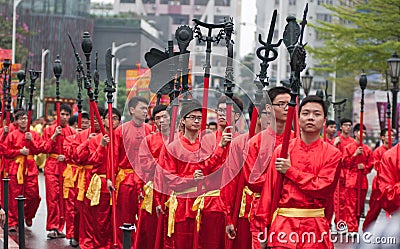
[142,0,156,3]
[195,55,205,66]
[194,0,209,6]
[120,0,135,3]
[275,0,279,5]
[215,0,230,6]
[289,0,296,5]
[180,0,190,5]
[214,15,229,24]
[317,14,331,22]
[170,14,190,24]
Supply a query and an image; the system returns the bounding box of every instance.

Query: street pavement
[0,169,392,248]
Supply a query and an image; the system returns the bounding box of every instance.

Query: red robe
[84,133,113,248]
[42,124,75,231]
[136,131,168,249]
[363,144,388,231]
[156,134,227,249]
[377,144,400,214]
[258,138,341,249]
[63,128,98,243]
[342,141,373,232]
[113,121,151,248]
[3,129,42,227]
[334,134,355,224]
[221,132,252,249]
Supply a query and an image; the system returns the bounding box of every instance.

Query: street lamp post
[111,41,137,78]
[301,69,313,97]
[38,48,49,118]
[114,57,127,108]
[387,51,400,140]
[12,0,22,64]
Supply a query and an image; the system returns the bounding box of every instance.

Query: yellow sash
[272,207,325,223]
[63,164,93,200]
[164,185,204,237]
[192,189,221,232]
[141,181,154,214]
[14,155,34,184]
[239,186,255,218]
[86,174,106,206]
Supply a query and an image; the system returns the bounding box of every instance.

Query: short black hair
[340,118,353,126]
[208,121,217,127]
[68,115,78,126]
[326,120,336,126]
[128,96,149,109]
[14,110,28,120]
[380,128,396,137]
[60,104,72,114]
[180,100,202,119]
[353,123,366,132]
[103,108,122,121]
[152,104,168,119]
[299,95,327,118]
[81,112,90,120]
[97,106,106,117]
[217,95,244,113]
[267,86,290,103]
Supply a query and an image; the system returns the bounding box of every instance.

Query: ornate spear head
[17,70,25,82]
[2,59,11,70]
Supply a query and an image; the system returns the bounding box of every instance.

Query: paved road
[0,170,391,248]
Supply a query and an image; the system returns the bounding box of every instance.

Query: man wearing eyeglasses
[241,86,294,249]
[157,100,232,249]
[3,110,42,232]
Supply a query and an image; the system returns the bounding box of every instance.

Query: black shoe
[56,230,66,238]
[70,238,79,247]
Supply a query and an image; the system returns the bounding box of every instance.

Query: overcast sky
[91,0,257,57]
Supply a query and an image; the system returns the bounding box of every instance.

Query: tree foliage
[0,8,30,62]
[308,0,400,119]
[309,0,400,76]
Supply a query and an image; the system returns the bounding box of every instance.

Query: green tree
[308,0,400,118]
[0,10,30,62]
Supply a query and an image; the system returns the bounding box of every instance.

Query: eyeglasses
[185,115,202,121]
[272,102,289,109]
[105,116,120,121]
[261,111,270,115]
[18,117,28,121]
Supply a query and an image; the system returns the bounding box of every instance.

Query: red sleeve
[88,135,107,166]
[41,126,56,153]
[285,149,342,198]
[3,133,21,158]
[377,146,400,213]
[28,131,43,155]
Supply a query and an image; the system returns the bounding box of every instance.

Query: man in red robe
[342,123,373,233]
[325,120,337,145]
[3,110,42,231]
[137,104,172,249]
[156,100,232,249]
[242,86,293,249]
[377,142,400,215]
[333,118,355,225]
[42,104,75,239]
[113,96,152,248]
[85,108,121,248]
[258,95,342,249]
[63,108,104,248]
[223,99,271,249]
[363,128,395,231]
